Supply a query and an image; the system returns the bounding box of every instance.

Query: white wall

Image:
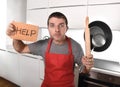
[0,0,7,49]
[6,0,27,50]
[7,0,27,23]
[0,0,27,50]
[1,0,120,64]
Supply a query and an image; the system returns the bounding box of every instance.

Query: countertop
[91,67,120,77]
[0,48,43,60]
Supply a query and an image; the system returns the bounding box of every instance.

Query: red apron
[41,37,75,87]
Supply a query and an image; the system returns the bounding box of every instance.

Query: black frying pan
[88,21,112,52]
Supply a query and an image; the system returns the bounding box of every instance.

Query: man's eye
[59,24,65,28]
[49,24,54,28]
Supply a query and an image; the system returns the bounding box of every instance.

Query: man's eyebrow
[59,23,65,25]
[49,23,54,25]
[49,22,65,25]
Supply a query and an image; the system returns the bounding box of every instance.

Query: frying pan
[89,21,112,52]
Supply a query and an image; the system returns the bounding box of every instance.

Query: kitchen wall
[0,1,120,55]
[0,0,120,64]
[1,0,119,61]
[7,0,26,24]
[0,0,27,50]
[0,0,7,49]
[27,0,120,63]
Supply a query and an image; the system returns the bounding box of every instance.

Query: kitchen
[0,0,120,87]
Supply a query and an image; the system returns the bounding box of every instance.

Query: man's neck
[53,37,66,45]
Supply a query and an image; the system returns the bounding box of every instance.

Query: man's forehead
[49,17,65,22]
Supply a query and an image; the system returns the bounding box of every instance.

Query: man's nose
[55,26,60,32]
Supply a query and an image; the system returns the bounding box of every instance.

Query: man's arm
[13,39,30,53]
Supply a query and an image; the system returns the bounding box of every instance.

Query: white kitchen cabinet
[39,59,45,80]
[89,0,120,5]
[0,50,6,77]
[26,9,49,27]
[0,50,20,86]
[27,6,87,28]
[49,0,87,7]
[49,6,87,29]
[26,0,88,29]
[88,4,120,30]
[0,50,45,87]
[19,55,42,87]
[27,0,49,9]
[27,0,87,9]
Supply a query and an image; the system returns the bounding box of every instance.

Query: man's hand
[82,54,94,72]
[6,22,16,37]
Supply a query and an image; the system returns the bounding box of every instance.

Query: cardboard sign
[10,21,39,42]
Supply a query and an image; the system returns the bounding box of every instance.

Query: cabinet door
[88,4,120,30]
[27,0,87,9]
[89,0,120,5]
[27,0,49,9]
[49,0,87,7]
[0,50,20,85]
[49,6,87,29]
[0,50,6,77]
[27,7,87,29]
[26,9,49,28]
[39,60,44,80]
[20,56,41,87]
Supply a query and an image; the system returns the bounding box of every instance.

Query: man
[6,12,93,87]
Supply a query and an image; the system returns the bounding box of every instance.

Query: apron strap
[46,38,52,53]
[66,36,73,54]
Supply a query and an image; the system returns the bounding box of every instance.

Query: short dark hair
[47,12,68,26]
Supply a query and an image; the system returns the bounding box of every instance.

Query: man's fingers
[6,23,16,36]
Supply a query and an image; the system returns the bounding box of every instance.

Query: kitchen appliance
[78,69,120,87]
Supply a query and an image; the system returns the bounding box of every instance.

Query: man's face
[48,17,68,41]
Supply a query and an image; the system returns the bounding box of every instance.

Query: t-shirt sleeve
[71,39,84,66]
[28,39,49,57]
[74,44,84,65]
